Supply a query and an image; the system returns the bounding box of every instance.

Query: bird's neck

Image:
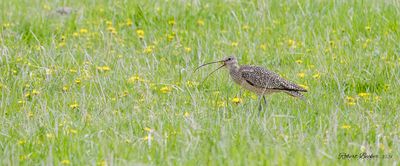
[227,64,239,72]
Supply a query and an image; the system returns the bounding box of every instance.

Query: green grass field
[1,0,399,165]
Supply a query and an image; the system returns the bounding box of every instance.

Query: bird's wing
[240,66,307,92]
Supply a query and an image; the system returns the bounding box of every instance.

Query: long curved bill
[194,60,224,72]
[199,64,225,84]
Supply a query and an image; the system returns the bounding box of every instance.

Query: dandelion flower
[143,47,153,54]
[46,133,54,139]
[168,19,175,25]
[295,59,303,64]
[312,72,321,79]
[126,19,133,26]
[136,29,144,39]
[297,72,305,78]
[79,28,88,34]
[28,111,34,118]
[144,127,153,132]
[231,42,238,47]
[143,135,152,141]
[32,89,40,96]
[287,39,296,48]
[298,84,309,90]
[358,92,370,98]
[184,112,190,117]
[62,86,69,92]
[231,97,242,104]
[167,34,175,41]
[260,44,267,51]
[97,66,111,72]
[75,79,81,85]
[184,47,192,53]
[61,160,70,165]
[197,19,205,26]
[345,96,356,106]
[160,86,172,94]
[68,129,78,134]
[18,140,26,145]
[128,75,144,83]
[341,125,351,129]
[69,102,79,109]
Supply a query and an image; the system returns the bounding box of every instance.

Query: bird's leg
[258,96,263,113]
[258,96,268,114]
[263,96,267,106]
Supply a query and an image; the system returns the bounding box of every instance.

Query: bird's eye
[227,58,232,60]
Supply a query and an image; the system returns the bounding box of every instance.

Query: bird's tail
[285,91,306,100]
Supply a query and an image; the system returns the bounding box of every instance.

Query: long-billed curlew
[195,56,307,111]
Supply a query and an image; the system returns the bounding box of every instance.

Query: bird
[195,55,308,111]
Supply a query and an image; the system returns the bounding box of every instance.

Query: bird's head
[194,55,238,83]
[222,56,237,67]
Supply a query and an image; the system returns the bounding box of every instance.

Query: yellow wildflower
[68,129,78,134]
[167,33,175,41]
[374,96,381,102]
[98,160,107,166]
[160,86,172,94]
[143,135,152,141]
[346,96,356,106]
[61,160,70,165]
[69,102,79,109]
[365,26,371,31]
[79,28,88,34]
[143,47,153,54]
[20,155,29,160]
[358,92,370,98]
[136,29,144,39]
[32,89,40,96]
[62,86,69,92]
[184,112,190,117]
[298,84,309,90]
[295,59,303,64]
[28,111,34,118]
[24,92,31,98]
[341,125,351,129]
[186,80,198,87]
[312,72,320,79]
[106,21,113,27]
[46,133,54,139]
[231,97,242,104]
[231,42,238,47]
[126,19,133,26]
[287,39,296,48]
[297,72,305,78]
[168,19,175,25]
[184,47,192,53]
[197,19,205,26]
[72,32,79,37]
[18,140,26,145]
[260,44,267,51]
[217,101,226,107]
[144,127,153,132]
[75,79,81,85]
[128,75,144,83]
[97,66,111,72]
[43,4,51,10]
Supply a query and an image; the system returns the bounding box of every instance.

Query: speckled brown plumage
[224,56,307,98]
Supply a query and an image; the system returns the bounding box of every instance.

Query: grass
[0,0,399,165]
